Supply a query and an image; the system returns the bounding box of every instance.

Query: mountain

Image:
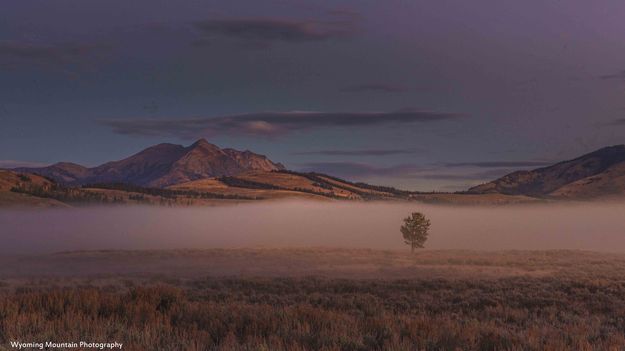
[468,145,625,198]
[14,139,285,187]
[12,139,624,205]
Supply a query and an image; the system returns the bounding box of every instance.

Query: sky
[1,0,625,191]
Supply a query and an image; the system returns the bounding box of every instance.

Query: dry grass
[1,249,625,350]
[5,248,619,281]
[0,171,52,191]
[0,192,68,208]
[168,177,330,201]
[316,175,392,197]
[237,172,347,197]
[0,171,67,208]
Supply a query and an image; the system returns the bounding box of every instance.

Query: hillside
[1,168,265,207]
[468,145,625,199]
[14,139,285,187]
[168,170,405,201]
[0,170,68,208]
[549,162,625,199]
[0,168,413,207]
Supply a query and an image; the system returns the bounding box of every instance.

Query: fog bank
[1,202,625,254]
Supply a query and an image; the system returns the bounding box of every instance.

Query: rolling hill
[0,170,68,208]
[468,145,625,199]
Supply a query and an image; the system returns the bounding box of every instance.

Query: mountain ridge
[14,139,285,187]
[467,145,625,198]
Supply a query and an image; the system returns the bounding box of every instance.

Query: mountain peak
[191,138,213,147]
[15,140,285,187]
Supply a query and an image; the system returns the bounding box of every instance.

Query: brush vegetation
[1,249,625,350]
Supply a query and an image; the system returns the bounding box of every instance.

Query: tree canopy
[400,212,431,252]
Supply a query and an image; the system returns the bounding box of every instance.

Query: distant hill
[468,145,625,199]
[14,139,285,187]
[0,170,68,208]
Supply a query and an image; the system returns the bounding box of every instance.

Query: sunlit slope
[168,171,362,200]
[0,170,68,208]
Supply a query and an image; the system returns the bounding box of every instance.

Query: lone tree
[401,212,431,253]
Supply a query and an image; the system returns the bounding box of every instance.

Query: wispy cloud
[193,17,354,46]
[0,40,97,68]
[414,169,516,181]
[298,162,424,178]
[293,148,420,156]
[409,161,551,182]
[298,161,521,183]
[0,160,49,169]
[599,70,625,80]
[438,184,474,192]
[444,161,552,168]
[340,83,407,93]
[605,118,625,126]
[100,110,461,138]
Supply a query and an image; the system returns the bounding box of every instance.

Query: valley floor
[1,249,625,350]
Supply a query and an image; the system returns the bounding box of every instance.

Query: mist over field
[1,201,625,254]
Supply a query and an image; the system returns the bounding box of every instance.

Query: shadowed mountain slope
[468,145,625,198]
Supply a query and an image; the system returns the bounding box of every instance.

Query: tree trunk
[411,245,414,254]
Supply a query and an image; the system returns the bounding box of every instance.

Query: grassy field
[1,249,625,350]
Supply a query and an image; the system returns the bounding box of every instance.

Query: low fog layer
[1,202,625,254]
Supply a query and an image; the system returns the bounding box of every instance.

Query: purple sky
[1,0,625,191]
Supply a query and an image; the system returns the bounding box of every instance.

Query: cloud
[605,119,625,126]
[406,162,551,182]
[438,184,474,192]
[298,161,519,183]
[100,110,461,138]
[340,83,407,93]
[415,174,478,181]
[0,40,96,68]
[0,160,49,169]
[292,148,420,156]
[444,161,552,168]
[298,162,425,178]
[599,70,625,80]
[414,169,515,181]
[193,17,353,45]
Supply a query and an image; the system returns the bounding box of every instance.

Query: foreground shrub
[1,277,625,350]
